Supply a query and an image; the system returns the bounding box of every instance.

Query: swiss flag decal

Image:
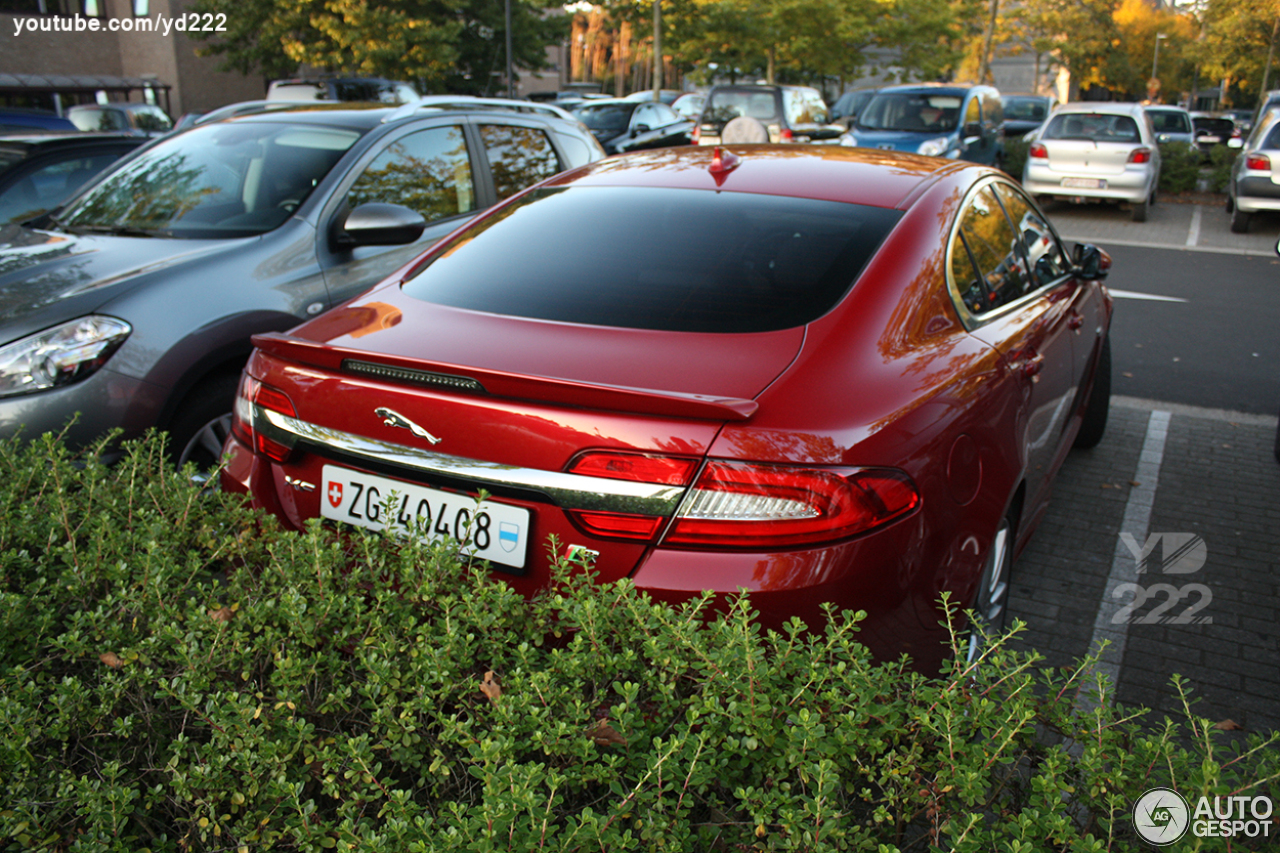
[327,481,343,508]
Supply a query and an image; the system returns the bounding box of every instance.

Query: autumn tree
[187,0,566,94]
[1197,0,1280,106]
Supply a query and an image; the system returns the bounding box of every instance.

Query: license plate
[1061,178,1105,189]
[320,465,529,569]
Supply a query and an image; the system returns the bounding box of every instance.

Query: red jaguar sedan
[221,144,1112,671]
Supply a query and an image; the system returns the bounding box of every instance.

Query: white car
[1022,102,1162,222]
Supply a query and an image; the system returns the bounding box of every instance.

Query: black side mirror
[964,122,983,138]
[633,124,651,136]
[336,202,426,248]
[1072,242,1110,280]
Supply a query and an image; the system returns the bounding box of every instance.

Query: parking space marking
[1108,289,1188,303]
[1186,205,1202,247]
[1060,234,1275,258]
[1086,409,1171,702]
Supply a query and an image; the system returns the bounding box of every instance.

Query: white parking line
[1084,409,1171,706]
[1186,205,1202,247]
[1108,289,1188,303]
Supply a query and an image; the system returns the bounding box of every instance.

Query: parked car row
[1,87,1117,670]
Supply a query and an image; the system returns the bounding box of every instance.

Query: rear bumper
[1233,175,1280,212]
[1023,163,1153,204]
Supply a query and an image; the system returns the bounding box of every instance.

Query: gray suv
[0,99,604,472]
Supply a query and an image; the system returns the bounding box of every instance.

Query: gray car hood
[0,224,253,344]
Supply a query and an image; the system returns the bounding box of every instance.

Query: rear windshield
[1003,97,1048,121]
[401,186,902,333]
[703,90,780,125]
[1042,113,1140,143]
[1147,109,1191,134]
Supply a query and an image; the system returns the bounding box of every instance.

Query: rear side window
[478,124,562,201]
[949,185,1032,316]
[1044,113,1140,142]
[784,89,829,125]
[402,186,902,333]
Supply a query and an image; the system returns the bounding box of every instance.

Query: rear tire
[167,372,240,485]
[1074,335,1111,449]
[966,515,1013,663]
[1131,194,1149,222]
[1231,205,1251,233]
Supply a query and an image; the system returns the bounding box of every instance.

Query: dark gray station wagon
[0,99,604,473]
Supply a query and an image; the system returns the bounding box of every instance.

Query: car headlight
[0,316,131,398]
[917,137,950,156]
[839,133,858,147]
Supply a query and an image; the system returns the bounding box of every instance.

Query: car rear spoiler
[250,332,759,422]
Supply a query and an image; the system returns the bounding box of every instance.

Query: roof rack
[382,96,575,124]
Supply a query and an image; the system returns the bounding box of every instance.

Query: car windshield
[1042,113,1140,143]
[857,93,962,132]
[402,185,902,333]
[1147,109,1191,134]
[1003,97,1047,121]
[57,120,362,238]
[574,103,636,134]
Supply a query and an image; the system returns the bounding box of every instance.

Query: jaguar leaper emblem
[375,407,443,445]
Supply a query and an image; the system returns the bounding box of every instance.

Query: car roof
[0,131,142,151]
[1055,101,1143,116]
[542,143,972,210]
[878,83,995,95]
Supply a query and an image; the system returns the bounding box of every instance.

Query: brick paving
[1007,399,1280,736]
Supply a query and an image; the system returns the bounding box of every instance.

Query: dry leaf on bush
[479,670,502,703]
[1213,719,1244,731]
[99,652,124,669]
[586,718,627,747]
[209,606,234,623]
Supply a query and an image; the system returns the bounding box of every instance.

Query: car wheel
[966,515,1013,663]
[1274,402,1280,464]
[1230,205,1251,233]
[1131,195,1149,222]
[1074,335,1111,449]
[1225,194,1234,213]
[167,372,240,485]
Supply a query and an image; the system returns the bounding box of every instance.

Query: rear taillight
[230,374,297,463]
[1247,153,1271,171]
[780,128,794,142]
[562,452,917,548]
[692,124,701,144]
[564,451,697,541]
[665,462,918,549]
[1028,142,1047,159]
[1128,147,1152,164]
[567,450,698,485]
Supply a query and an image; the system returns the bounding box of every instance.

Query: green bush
[1001,137,1029,182]
[1,432,1277,852]
[1158,142,1203,194]
[1208,145,1240,194]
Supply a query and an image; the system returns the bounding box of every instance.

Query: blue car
[839,83,1005,167]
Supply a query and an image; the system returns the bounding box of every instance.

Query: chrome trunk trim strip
[255,407,688,515]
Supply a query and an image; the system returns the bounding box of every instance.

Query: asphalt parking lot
[1006,199,1280,737]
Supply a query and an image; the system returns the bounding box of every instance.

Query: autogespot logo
[1134,788,1191,845]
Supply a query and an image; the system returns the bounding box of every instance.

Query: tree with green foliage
[1197,0,1280,105]
[1006,0,1131,99]
[187,0,568,95]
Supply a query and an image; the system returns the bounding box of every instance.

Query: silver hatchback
[1227,106,1280,233]
[1023,102,1161,221]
